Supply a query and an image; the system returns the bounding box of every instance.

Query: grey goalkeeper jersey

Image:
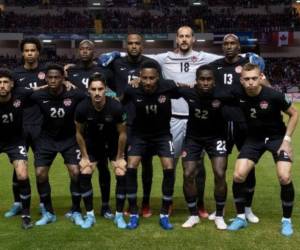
[148,50,222,116]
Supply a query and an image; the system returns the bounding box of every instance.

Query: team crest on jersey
[212,99,221,108]
[158,95,166,103]
[105,116,113,122]
[63,98,72,106]
[191,56,198,63]
[235,66,243,74]
[13,99,21,108]
[38,72,45,80]
[260,100,269,109]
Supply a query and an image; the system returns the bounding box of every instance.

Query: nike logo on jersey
[19,77,26,81]
[217,67,223,70]
[43,100,49,103]
[239,99,245,103]
[136,99,143,102]
[120,67,127,71]
[73,74,79,77]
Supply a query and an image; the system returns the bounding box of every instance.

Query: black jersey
[13,64,46,125]
[112,55,161,126]
[233,86,291,138]
[123,79,180,138]
[0,87,33,141]
[112,55,161,96]
[67,62,114,92]
[178,87,226,139]
[75,96,125,143]
[210,56,249,122]
[31,87,86,140]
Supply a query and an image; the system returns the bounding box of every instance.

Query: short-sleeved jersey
[209,56,249,122]
[178,87,226,139]
[147,50,222,116]
[13,64,46,125]
[31,87,86,140]
[0,87,33,141]
[123,79,180,138]
[112,55,161,125]
[233,86,291,138]
[67,62,114,92]
[75,96,125,144]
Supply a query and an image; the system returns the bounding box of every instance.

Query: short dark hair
[20,38,42,52]
[88,72,107,87]
[126,33,144,42]
[140,60,160,72]
[45,63,64,75]
[242,63,260,72]
[0,68,14,80]
[196,65,215,79]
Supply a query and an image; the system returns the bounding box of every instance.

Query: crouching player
[0,68,33,229]
[227,63,298,237]
[75,73,127,229]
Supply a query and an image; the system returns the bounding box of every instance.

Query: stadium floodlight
[296,0,300,3]
[197,39,206,42]
[193,2,201,5]
[92,2,101,6]
[145,40,155,43]
[94,40,103,43]
[42,40,52,43]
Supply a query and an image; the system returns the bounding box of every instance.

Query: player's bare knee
[279,174,291,185]
[233,172,246,183]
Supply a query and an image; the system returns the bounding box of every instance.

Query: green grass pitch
[0,104,300,250]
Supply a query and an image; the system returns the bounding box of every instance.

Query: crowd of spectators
[0,7,296,33]
[4,0,87,7]
[0,10,94,33]
[207,0,291,7]
[0,54,299,93]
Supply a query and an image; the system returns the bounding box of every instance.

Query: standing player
[0,68,33,229]
[66,40,115,219]
[147,26,222,216]
[31,64,86,226]
[227,63,298,237]
[5,38,46,218]
[179,65,228,230]
[75,73,127,229]
[110,33,161,217]
[122,61,180,230]
[208,34,265,222]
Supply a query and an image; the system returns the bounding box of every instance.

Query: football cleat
[127,215,139,229]
[114,213,127,229]
[35,212,56,226]
[81,214,96,229]
[71,212,84,226]
[21,216,33,230]
[227,217,247,231]
[4,203,22,218]
[159,215,173,230]
[181,215,200,228]
[281,219,293,237]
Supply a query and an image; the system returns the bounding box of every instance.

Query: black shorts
[128,134,174,158]
[23,124,41,151]
[126,126,154,159]
[182,136,227,161]
[0,138,28,162]
[34,135,80,167]
[226,121,248,154]
[86,142,108,164]
[238,136,292,163]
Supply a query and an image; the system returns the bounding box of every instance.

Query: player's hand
[112,159,127,176]
[63,80,77,91]
[277,140,293,160]
[176,82,193,88]
[97,51,120,67]
[80,157,92,170]
[129,77,140,88]
[64,63,75,78]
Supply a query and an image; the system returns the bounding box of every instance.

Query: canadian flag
[272,31,294,47]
